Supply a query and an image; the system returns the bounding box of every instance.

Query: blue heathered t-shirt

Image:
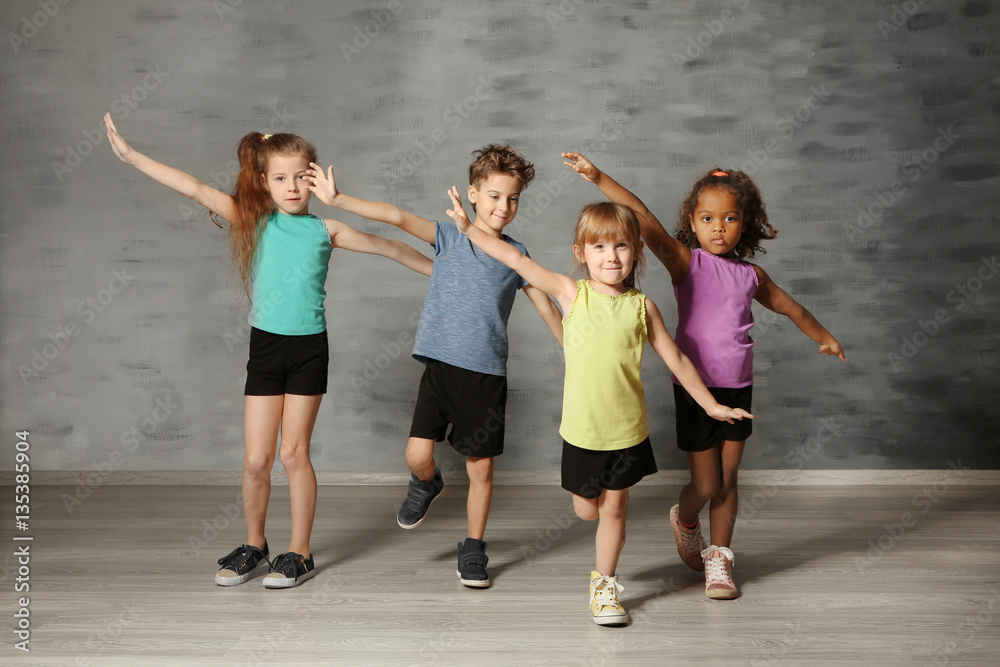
[412,221,529,377]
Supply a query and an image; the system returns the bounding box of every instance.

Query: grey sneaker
[397,468,444,529]
[456,537,490,588]
[215,541,269,586]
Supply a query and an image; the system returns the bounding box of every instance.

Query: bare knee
[573,496,599,521]
[693,478,722,501]
[279,439,311,470]
[466,457,494,485]
[244,452,274,478]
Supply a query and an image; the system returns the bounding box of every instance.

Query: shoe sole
[262,568,317,589]
[456,570,491,588]
[215,560,267,586]
[669,505,706,572]
[396,487,443,529]
[593,614,629,626]
[706,588,739,600]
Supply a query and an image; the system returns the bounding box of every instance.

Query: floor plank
[4,484,999,666]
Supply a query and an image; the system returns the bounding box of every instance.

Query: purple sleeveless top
[672,249,758,388]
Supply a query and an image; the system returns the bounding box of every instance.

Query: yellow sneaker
[589,571,629,626]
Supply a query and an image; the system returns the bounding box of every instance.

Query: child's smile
[578,237,641,295]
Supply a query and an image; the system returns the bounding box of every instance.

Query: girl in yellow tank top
[446,188,752,626]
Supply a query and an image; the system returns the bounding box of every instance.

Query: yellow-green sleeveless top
[559,280,649,451]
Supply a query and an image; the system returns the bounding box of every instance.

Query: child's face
[575,235,642,292]
[263,153,312,215]
[689,188,745,256]
[467,172,522,234]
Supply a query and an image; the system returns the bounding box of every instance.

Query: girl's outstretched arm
[306,163,436,245]
[324,219,433,277]
[105,113,236,224]
[646,298,753,424]
[446,187,578,312]
[753,265,846,360]
[562,152,690,282]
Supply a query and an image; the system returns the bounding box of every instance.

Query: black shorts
[245,327,329,396]
[673,384,753,452]
[409,359,507,458]
[560,438,658,499]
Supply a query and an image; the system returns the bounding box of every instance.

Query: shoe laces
[217,544,268,570]
[270,552,304,577]
[589,575,625,609]
[701,545,735,583]
[678,520,707,554]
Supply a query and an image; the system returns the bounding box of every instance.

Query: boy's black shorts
[409,359,507,458]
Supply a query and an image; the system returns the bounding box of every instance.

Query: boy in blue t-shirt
[307,145,562,587]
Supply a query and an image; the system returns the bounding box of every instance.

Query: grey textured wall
[1,0,998,473]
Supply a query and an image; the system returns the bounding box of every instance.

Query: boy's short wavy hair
[468,144,535,191]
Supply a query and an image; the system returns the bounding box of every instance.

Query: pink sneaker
[702,545,738,599]
[669,504,707,571]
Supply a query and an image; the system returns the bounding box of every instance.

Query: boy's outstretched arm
[306,163,436,245]
[753,265,846,360]
[105,113,235,224]
[646,298,753,424]
[446,187,578,313]
[325,219,433,277]
[523,286,564,346]
[562,152,690,282]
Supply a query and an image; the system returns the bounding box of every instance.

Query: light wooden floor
[6,483,999,666]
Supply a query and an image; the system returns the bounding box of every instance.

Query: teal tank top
[248,211,332,335]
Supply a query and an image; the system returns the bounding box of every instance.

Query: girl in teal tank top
[446,189,752,626]
[105,114,432,588]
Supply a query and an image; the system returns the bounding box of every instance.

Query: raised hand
[561,151,601,184]
[104,113,135,164]
[305,162,338,206]
[445,186,472,233]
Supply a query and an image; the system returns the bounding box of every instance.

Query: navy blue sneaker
[397,468,444,529]
[457,537,490,588]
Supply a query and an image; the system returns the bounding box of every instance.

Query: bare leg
[466,456,494,540]
[677,445,723,526]
[573,489,630,576]
[278,394,323,558]
[243,395,284,549]
[708,439,746,547]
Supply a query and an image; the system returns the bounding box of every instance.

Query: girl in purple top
[564,153,845,599]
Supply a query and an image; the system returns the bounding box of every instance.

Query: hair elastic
[261,133,273,141]
[710,169,727,177]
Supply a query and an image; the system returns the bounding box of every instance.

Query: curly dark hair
[675,168,777,259]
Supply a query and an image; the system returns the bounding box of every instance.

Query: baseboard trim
[8,469,999,486]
